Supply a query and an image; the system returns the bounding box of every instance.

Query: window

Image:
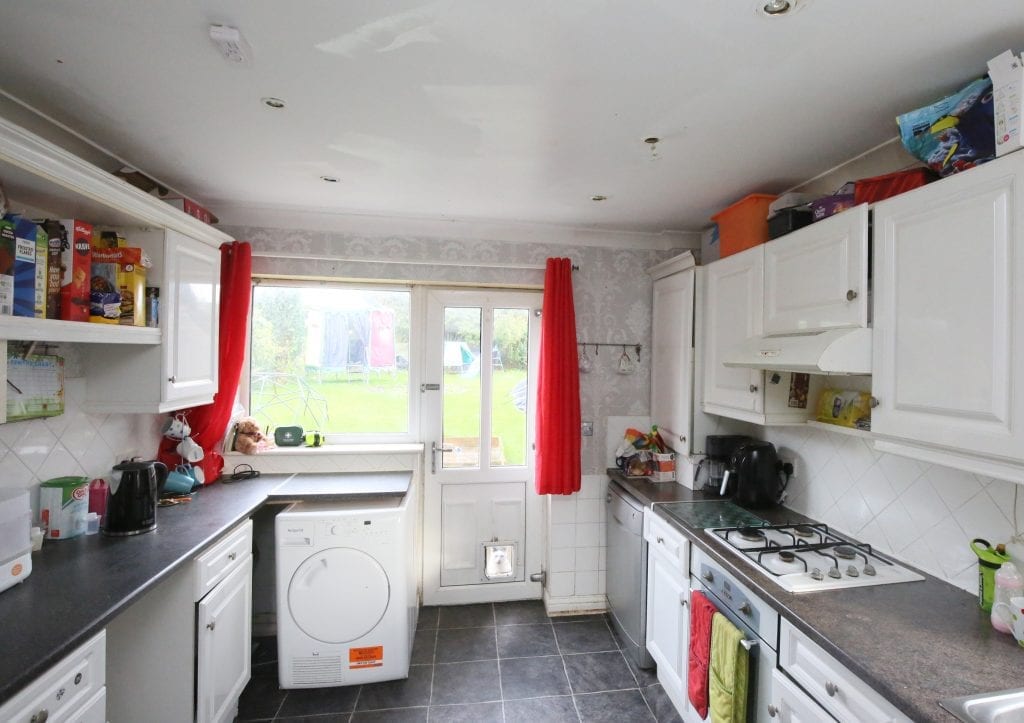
[249,283,412,437]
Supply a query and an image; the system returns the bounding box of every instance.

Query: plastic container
[768,208,813,239]
[972,538,1011,612]
[853,168,935,205]
[85,512,100,535]
[710,193,778,258]
[992,562,1024,633]
[88,478,107,520]
[39,476,89,540]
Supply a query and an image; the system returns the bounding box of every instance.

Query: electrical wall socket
[581,421,594,437]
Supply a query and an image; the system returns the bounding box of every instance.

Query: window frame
[243,277,422,444]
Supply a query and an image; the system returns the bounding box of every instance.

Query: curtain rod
[249,251,579,272]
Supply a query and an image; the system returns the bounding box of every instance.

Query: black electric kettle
[719,441,782,509]
[102,459,168,536]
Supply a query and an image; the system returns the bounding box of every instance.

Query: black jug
[102,459,169,536]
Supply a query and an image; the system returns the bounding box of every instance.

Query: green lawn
[251,369,528,465]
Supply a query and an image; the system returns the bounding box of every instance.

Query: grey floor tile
[427,701,503,722]
[574,690,656,722]
[251,636,278,666]
[562,652,639,694]
[499,655,571,700]
[548,613,606,624]
[497,623,558,658]
[357,665,433,711]
[437,603,495,628]
[431,660,501,705]
[276,684,360,717]
[351,707,429,722]
[642,684,684,723]
[625,653,659,688]
[276,715,351,722]
[504,695,580,723]
[418,606,441,629]
[553,620,617,654]
[411,628,437,665]
[494,600,550,625]
[435,626,497,663]
[236,674,286,720]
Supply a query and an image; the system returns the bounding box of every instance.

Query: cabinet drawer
[644,511,688,573]
[0,630,105,723]
[69,687,106,723]
[195,519,252,601]
[779,619,909,722]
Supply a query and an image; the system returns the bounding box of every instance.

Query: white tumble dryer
[276,490,416,689]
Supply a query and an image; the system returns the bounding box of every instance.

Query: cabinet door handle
[825,680,838,697]
[31,710,49,723]
[228,552,237,561]
[767,704,779,718]
[749,384,759,393]
[846,289,858,301]
[207,620,216,631]
[869,396,880,408]
[656,536,664,544]
[679,594,688,607]
[168,375,176,383]
[679,435,686,443]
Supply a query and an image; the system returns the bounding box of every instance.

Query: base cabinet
[768,669,835,722]
[643,512,690,717]
[106,521,253,723]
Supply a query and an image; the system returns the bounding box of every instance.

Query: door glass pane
[442,307,482,468]
[491,308,529,467]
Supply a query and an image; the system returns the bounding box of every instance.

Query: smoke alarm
[210,25,252,65]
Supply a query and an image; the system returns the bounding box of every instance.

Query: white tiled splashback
[0,371,163,518]
[545,474,609,610]
[763,425,1021,594]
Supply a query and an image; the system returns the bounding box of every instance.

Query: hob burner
[834,546,857,560]
[792,525,816,537]
[737,527,766,542]
[779,550,797,563]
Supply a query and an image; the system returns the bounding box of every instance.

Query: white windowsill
[223,443,424,457]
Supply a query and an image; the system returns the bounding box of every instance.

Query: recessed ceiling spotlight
[320,175,340,183]
[763,0,791,14]
[261,97,286,109]
[591,195,608,202]
[644,137,660,145]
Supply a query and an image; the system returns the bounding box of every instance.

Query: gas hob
[705,522,924,593]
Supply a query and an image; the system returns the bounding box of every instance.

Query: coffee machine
[701,435,751,491]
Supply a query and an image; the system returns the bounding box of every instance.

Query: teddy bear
[233,416,273,454]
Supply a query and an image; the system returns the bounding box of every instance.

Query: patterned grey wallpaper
[222,223,680,474]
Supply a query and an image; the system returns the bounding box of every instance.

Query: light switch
[581,421,594,437]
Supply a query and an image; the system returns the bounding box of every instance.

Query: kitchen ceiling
[0,1,1021,235]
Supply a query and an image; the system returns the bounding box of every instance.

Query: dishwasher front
[605,480,654,669]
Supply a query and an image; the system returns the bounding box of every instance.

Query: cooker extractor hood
[722,327,872,375]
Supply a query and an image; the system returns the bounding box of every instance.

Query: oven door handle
[739,638,758,651]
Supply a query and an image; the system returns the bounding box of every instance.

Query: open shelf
[0,316,160,344]
[805,420,873,439]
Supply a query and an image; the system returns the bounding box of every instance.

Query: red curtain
[535,258,581,495]
[157,241,253,483]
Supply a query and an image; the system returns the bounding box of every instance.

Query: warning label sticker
[349,646,384,669]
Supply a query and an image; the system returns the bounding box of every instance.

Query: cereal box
[0,219,14,315]
[7,216,38,318]
[58,219,92,322]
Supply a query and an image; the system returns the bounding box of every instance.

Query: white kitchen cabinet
[0,113,229,418]
[106,520,252,723]
[872,151,1024,480]
[763,205,869,335]
[197,554,253,723]
[650,254,696,452]
[643,511,689,718]
[0,630,106,723]
[768,668,836,722]
[84,227,220,413]
[700,246,813,425]
[779,619,909,723]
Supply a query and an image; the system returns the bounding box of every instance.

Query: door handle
[431,441,455,474]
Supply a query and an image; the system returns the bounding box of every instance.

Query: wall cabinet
[650,254,696,452]
[0,114,229,418]
[763,205,869,335]
[643,511,689,718]
[872,151,1024,481]
[85,227,220,413]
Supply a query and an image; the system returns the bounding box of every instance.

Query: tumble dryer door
[288,547,391,643]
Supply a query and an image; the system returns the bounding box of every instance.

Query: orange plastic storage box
[710,193,778,258]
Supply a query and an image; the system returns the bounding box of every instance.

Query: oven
[690,546,778,723]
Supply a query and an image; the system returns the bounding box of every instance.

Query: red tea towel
[688,589,718,718]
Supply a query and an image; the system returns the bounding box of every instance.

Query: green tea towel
[708,612,749,723]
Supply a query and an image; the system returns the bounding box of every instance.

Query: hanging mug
[617,348,635,375]
[176,435,205,463]
[162,413,191,441]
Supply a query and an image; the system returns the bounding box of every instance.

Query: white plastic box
[0,488,31,594]
[988,50,1024,157]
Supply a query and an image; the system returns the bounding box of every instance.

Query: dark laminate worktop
[0,470,412,704]
[609,469,1024,722]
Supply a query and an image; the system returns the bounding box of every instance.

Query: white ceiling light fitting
[591,195,608,202]
[763,0,791,14]
[757,0,808,17]
[210,24,252,65]
[261,97,286,109]
[320,175,340,183]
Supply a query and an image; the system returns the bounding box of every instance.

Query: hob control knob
[825,680,839,697]
[739,602,752,616]
[810,568,824,581]
[702,571,714,583]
